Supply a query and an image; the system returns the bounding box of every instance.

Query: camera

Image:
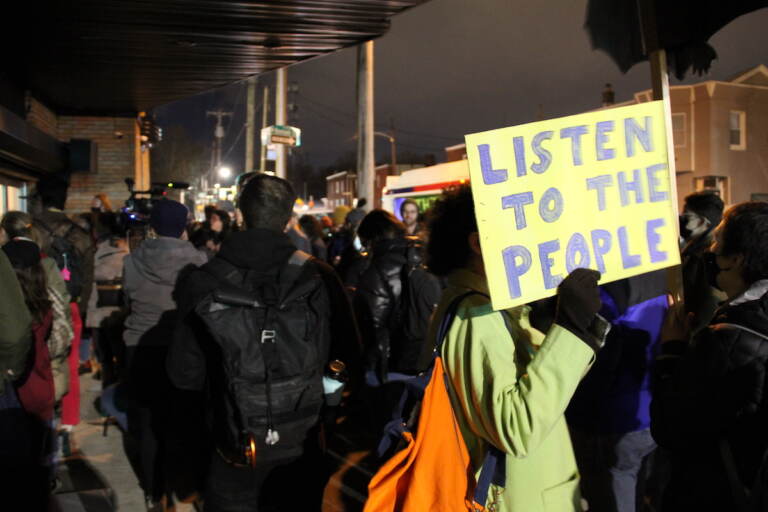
[120,178,190,243]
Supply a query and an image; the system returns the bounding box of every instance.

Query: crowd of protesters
[2,169,768,512]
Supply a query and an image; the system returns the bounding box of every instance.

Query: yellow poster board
[464,101,679,311]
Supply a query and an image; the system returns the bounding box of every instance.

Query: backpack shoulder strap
[203,257,243,285]
[278,250,314,298]
[434,290,486,353]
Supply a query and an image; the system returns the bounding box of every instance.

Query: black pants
[204,452,296,512]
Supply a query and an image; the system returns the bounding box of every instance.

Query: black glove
[555,268,602,349]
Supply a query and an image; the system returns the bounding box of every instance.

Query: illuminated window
[694,176,729,204]
[729,111,746,150]
[672,113,686,147]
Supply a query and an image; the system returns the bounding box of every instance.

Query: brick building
[0,88,145,215]
[619,64,768,207]
[325,171,357,209]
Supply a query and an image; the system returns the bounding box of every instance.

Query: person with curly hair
[423,185,605,512]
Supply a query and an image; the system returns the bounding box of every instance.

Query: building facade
[629,64,768,207]
[0,81,146,215]
[325,171,357,209]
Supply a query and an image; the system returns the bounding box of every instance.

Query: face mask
[679,214,692,240]
[704,251,732,291]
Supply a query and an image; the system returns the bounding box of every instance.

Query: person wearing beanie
[121,199,206,509]
[681,191,726,333]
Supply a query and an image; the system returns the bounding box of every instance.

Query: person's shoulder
[456,292,494,319]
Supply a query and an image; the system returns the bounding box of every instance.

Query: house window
[694,176,729,204]
[672,113,686,147]
[729,111,746,150]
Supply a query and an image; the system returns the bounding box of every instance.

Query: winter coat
[436,269,593,512]
[41,256,73,401]
[123,237,207,348]
[86,240,129,328]
[651,280,768,511]
[681,231,726,333]
[0,251,32,391]
[35,209,96,310]
[355,236,440,377]
[567,271,668,435]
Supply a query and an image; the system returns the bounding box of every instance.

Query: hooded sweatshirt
[123,237,207,347]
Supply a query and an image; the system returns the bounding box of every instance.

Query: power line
[295,91,460,142]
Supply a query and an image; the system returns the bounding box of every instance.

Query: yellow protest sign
[465,101,679,311]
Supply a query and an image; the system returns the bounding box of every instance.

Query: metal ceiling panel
[2,0,427,114]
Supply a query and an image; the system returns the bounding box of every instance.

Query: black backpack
[35,219,85,300]
[383,239,442,375]
[195,251,328,466]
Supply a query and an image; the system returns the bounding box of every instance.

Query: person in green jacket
[0,248,32,390]
[424,186,604,512]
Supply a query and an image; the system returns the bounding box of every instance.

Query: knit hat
[2,239,41,269]
[684,191,724,228]
[150,199,188,238]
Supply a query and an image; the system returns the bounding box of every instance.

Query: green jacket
[0,250,32,391]
[435,269,593,512]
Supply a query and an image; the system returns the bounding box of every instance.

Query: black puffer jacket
[354,236,439,378]
[651,281,768,511]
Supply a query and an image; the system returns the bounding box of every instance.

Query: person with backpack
[2,211,73,405]
[33,176,95,452]
[122,199,207,510]
[420,185,604,512]
[651,201,768,512]
[2,239,57,508]
[354,209,441,384]
[168,174,360,511]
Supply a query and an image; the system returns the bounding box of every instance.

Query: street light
[218,166,232,179]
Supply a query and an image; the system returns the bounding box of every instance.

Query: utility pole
[275,67,288,179]
[245,77,257,172]
[259,86,270,173]
[356,41,375,210]
[206,110,232,187]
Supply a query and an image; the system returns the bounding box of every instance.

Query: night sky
[153,0,768,196]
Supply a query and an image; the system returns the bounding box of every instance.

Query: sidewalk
[52,372,372,511]
[52,373,197,512]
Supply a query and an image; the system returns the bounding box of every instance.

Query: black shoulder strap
[276,250,314,302]
[434,291,486,353]
[203,258,244,286]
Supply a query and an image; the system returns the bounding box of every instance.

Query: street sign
[261,125,302,147]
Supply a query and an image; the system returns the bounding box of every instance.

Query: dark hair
[204,205,216,221]
[299,215,321,239]
[1,211,34,239]
[36,177,69,210]
[400,199,419,217]
[190,227,219,248]
[426,185,477,276]
[356,209,406,246]
[720,201,768,284]
[684,191,724,227]
[356,198,367,209]
[238,174,296,231]
[14,264,51,324]
[213,209,232,233]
